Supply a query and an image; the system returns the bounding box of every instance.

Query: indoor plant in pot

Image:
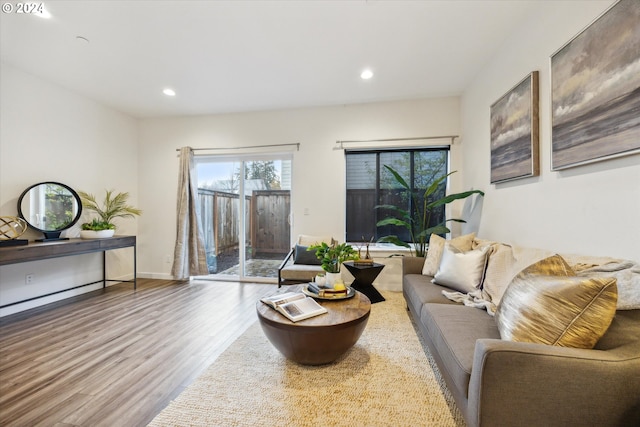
[78,190,142,239]
[376,166,484,257]
[308,242,359,286]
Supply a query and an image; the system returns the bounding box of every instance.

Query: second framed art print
[551,0,640,170]
[490,71,539,184]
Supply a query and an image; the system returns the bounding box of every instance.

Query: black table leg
[350,281,386,303]
[343,262,386,304]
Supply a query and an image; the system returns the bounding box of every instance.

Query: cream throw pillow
[472,239,555,307]
[478,242,516,306]
[422,233,475,276]
[495,255,618,349]
[432,243,491,292]
[298,235,334,247]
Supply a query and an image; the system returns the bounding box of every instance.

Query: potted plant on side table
[78,190,142,239]
[308,242,359,286]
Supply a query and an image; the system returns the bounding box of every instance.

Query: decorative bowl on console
[80,228,115,239]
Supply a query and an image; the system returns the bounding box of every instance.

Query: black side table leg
[350,281,386,303]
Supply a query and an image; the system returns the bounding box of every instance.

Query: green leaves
[81,218,115,231]
[308,242,359,273]
[383,166,411,190]
[376,218,410,228]
[427,189,485,209]
[375,166,484,257]
[79,189,142,229]
[423,171,453,199]
[376,235,411,248]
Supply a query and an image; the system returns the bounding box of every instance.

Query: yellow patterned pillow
[495,255,617,349]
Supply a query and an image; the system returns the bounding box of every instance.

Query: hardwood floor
[0,278,276,427]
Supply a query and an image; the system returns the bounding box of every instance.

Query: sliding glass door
[195,154,292,282]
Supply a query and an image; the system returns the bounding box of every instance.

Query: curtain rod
[176,143,300,152]
[335,135,458,149]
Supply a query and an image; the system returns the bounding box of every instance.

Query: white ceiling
[1,0,541,118]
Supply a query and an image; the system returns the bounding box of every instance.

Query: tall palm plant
[375,166,483,257]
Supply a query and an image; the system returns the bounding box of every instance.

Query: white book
[260,291,328,322]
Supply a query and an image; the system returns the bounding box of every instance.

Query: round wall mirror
[17,181,82,241]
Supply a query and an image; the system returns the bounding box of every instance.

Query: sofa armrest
[402,256,424,276]
[467,338,640,427]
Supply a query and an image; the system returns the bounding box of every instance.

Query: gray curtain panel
[171,147,209,279]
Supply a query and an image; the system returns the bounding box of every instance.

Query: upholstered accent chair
[277,235,335,287]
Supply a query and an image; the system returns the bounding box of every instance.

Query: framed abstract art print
[551,0,640,170]
[490,71,539,184]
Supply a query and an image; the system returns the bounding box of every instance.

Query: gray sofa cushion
[403,274,457,316]
[594,309,640,354]
[420,303,501,399]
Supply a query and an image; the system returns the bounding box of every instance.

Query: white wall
[461,0,640,262]
[138,97,461,278]
[0,63,139,316]
[8,0,636,314]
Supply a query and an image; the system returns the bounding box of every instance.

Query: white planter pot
[80,229,115,239]
[325,272,342,286]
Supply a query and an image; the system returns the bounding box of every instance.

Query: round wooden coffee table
[256,289,371,365]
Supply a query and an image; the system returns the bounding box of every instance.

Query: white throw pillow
[432,244,491,293]
[422,233,475,276]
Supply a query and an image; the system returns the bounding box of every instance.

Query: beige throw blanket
[442,288,498,315]
[442,240,640,314]
[571,256,640,311]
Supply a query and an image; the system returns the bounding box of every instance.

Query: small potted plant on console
[78,190,141,239]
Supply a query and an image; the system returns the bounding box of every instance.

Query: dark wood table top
[343,260,385,270]
[0,235,136,266]
[256,286,371,329]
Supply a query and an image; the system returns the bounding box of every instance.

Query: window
[345,148,449,242]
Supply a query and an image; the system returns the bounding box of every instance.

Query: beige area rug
[148,291,465,427]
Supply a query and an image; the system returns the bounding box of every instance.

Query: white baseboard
[138,272,175,280]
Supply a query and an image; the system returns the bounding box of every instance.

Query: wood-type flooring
[0,278,275,426]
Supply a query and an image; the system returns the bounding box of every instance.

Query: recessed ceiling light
[361,69,374,80]
[163,88,176,97]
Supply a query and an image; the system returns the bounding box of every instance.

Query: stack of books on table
[307,282,349,297]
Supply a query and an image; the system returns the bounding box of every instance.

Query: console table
[0,236,136,309]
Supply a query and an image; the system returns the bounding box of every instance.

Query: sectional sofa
[402,235,640,427]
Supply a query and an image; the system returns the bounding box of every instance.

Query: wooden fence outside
[251,190,290,254]
[198,188,290,257]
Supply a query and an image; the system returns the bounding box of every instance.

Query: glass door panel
[196,155,291,282]
[243,159,291,279]
[196,159,241,276]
